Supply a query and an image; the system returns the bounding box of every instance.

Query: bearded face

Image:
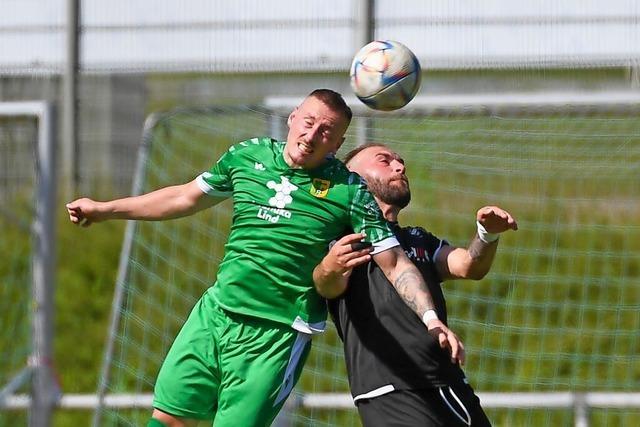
[365,174,411,209]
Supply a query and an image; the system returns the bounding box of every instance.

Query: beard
[366,175,411,209]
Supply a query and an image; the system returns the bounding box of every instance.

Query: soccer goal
[94,93,640,427]
[0,102,58,427]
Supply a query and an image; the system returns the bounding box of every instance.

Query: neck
[376,197,400,222]
[283,148,303,169]
[283,149,330,170]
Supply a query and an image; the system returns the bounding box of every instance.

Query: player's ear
[287,107,297,127]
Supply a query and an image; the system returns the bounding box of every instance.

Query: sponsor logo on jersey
[257,176,298,223]
[404,246,429,263]
[310,178,330,198]
[410,228,422,236]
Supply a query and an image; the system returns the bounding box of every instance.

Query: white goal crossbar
[265,91,640,113]
[265,91,640,145]
[4,392,640,427]
[3,392,640,409]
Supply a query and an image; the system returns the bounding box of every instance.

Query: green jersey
[196,137,398,332]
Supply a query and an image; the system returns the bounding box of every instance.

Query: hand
[477,206,518,234]
[426,318,465,365]
[322,232,374,278]
[66,198,103,227]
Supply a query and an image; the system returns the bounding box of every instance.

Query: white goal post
[0,101,58,427]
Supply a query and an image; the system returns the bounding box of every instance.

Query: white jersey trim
[353,384,396,402]
[432,239,447,265]
[195,173,232,198]
[439,386,472,426]
[433,239,448,285]
[371,236,400,255]
[292,316,326,334]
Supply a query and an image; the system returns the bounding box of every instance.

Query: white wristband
[422,309,439,325]
[476,221,499,243]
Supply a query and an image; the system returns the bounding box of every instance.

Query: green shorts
[153,293,312,426]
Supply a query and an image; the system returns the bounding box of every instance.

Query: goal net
[95,95,640,426]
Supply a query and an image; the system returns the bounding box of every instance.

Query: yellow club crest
[310,178,330,198]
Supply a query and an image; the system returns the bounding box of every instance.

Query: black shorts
[356,382,491,427]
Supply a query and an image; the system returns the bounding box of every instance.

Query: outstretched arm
[373,247,465,365]
[436,205,517,280]
[66,179,224,227]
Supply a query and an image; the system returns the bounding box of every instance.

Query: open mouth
[297,141,314,155]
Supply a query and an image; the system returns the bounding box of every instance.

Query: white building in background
[1,0,639,75]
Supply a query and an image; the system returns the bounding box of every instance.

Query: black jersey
[328,224,468,401]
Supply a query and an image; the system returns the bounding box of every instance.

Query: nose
[392,159,405,174]
[304,124,322,142]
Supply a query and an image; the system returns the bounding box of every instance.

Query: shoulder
[227,137,280,156]
[403,226,430,238]
[400,226,450,265]
[402,226,446,246]
[317,157,357,182]
[314,159,367,197]
[219,137,281,167]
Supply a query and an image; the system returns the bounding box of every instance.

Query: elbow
[315,283,345,300]
[313,268,347,299]
[459,249,493,280]
[464,264,490,280]
[468,270,488,281]
[314,276,347,299]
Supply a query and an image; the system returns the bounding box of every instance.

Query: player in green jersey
[67,89,463,427]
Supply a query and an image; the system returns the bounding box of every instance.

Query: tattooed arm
[373,246,465,365]
[374,247,437,315]
[436,205,518,281]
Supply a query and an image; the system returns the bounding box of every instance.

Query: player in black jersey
[313,143,518,426]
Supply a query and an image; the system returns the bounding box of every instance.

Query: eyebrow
[305,114,339,129]
[375,151,405,164]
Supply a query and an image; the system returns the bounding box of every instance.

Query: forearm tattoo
[468,234,497,261]
[393,267,435,316]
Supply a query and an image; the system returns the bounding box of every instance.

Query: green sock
[147,419,168,427]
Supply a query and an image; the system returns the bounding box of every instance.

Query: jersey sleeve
[417,227,449,282]
[348,175,399,254]
[195,143,239,198]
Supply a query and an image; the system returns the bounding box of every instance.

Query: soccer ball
[350,40,422,111]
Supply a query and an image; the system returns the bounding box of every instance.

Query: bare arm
[373,246,437,315]
[66,179,224,227]
[436,205,517,281]
[373,246,465,365]
[312,233,373,299]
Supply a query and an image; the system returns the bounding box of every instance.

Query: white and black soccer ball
[350,40,422,111]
